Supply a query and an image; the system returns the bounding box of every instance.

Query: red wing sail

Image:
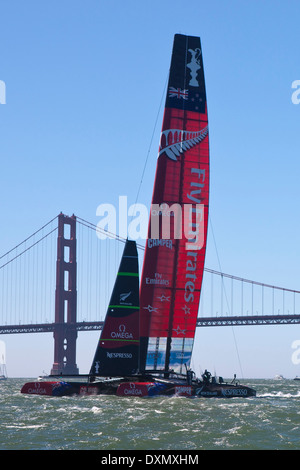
[90,240,139,377]
[139,34,209,375]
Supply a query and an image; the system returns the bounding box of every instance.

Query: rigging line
[209,216,244,378]
[133,74,168,210]
[0,215,58,260]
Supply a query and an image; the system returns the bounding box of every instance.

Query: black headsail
[89,240,140,377]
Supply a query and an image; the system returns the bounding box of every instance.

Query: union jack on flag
[168,87,188,100]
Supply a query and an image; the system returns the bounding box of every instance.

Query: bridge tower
[51,213,79,375]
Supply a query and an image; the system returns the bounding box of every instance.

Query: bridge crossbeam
[2,315,300,335]
[196,314,300,327]
[0,321,104,335]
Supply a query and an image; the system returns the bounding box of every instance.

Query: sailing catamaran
[21,34,256,398]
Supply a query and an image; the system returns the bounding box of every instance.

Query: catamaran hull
[21,379,256,398]
[20,381,118,397]
[115,381,256,398]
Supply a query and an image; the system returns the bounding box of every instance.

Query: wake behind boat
[21,34,256,399]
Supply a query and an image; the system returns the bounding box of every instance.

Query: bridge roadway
[1,314,300,335]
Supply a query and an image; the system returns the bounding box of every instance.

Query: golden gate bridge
[1,213,300,374]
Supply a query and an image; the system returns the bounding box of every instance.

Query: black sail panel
[89,240,139,377]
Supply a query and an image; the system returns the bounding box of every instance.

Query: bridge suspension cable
[77,215,300,302]
[0,216,58,327]
[1,213,300,331]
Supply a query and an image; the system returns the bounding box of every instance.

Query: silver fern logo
[158,126,208,161]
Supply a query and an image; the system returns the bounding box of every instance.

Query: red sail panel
[139,34,209,374]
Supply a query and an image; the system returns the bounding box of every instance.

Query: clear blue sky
[1,0,300,378]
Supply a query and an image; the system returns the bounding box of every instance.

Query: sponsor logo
[221,388,248,397]
[175,386,192,396]
[145,272,169,286]
[106,352,132,359]
[111,324,133,340]
[198,390,218,396]
[27,383,48,395]
[119,292,132,305]
[122,382,143,396]
[79,385,98,395]
[183,167,207,309]
[148,238,173,249]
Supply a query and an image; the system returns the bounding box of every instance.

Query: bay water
[1,378,300,450]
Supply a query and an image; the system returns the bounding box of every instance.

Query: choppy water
[1,378,300,450]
